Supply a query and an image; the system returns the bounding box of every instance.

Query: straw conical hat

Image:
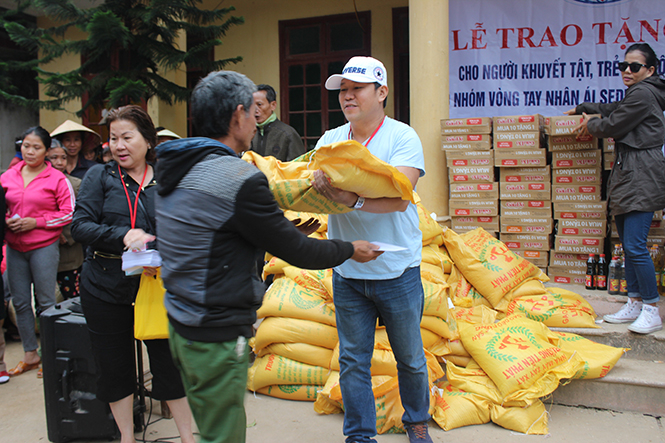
[157,129,181,139]
[50,120,102,144]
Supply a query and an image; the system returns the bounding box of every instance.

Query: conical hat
[157,129,181,139]
[50,120,102,144]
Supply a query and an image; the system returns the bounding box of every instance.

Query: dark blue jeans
[333,266,430,443]
[615,211,660,304]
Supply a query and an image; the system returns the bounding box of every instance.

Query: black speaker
[40,297,119,443]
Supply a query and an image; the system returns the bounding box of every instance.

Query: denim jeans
[333,266,430,443]
[615,211,660,304]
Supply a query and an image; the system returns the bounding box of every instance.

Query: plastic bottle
[585,253,596,290]
[608,256,621,295]
[619,260,628,296]
[596,254,607,291]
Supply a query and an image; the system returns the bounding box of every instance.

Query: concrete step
[551,358,665,416]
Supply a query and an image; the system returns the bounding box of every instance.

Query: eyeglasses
[618,61,648,73]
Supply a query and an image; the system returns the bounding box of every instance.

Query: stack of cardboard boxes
[441,117,498,234]
[544,115,605,284]
[494,114,550,271]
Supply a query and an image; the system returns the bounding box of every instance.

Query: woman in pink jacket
[1,126,74,377]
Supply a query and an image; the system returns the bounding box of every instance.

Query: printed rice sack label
[257,277,336,326]
[501,287,598,328]
[256,384,322,401]
[247,354,330,391]
[422,279,450,320]
[314,371,343,415]
[263,254,289,278]
[255,342,333,369]
[447,265,493,309]
[421,244,453,274]
[550,331,626,379]
[490,400,549,435]
[450,305,498,326]
[495,279,549,312]
[459,315,584,404]
[445,360,502,404]
[253,317,338,351]
[443,228,545,307]
[417,202,445,246]
[282,266,333,301]
[432,382,491,431]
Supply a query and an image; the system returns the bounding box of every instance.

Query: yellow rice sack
[447,265,492,309]
[417,201,445,246]
[443,355,473,367]
[490,400,549,435]
[263,254,290,278]
[314,371,343,415]
[550,331,626,379]
[421,328,443,350]
[282,210,329,233]
[450,305,498,326]
[443,228,544,307]
[257,277,336,326]
[282,266,333,301]
[445,360,502,404]
[421,244,453,274]
[432,382,491,431]
[420,262,447,285]
[501,287,598,328]
[256,384,322,401]
[253,316,338,351]
[426,336,452,357]
[421,315,456,340]
[256,342,333,369]
[459,315,584,404]
[247,354,330,391]
[447,339,470,357]
[422,279,450,320]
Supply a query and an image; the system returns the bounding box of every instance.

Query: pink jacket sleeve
[35,177,75,229]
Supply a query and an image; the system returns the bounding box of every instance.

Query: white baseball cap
[325,56,388,90]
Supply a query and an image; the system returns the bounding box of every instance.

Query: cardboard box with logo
[441,134,492,151]
[499,233,551,251]
[551,149,602,169]
[451,216,499,233]
[500,182,551,200]
[448,165,495,184]
[549,252,590,269]
[500,200,552,217]
[546,134,598,151]
[558,218,607,237]
[554,235,604,254]
[494,148,547,167]
[450,182,499,200]
[552,167,602,184]
[445,150,494,167]
[499,166,550,183]
[511,250,549,268]
[500,216,553,235]
[449,199,499,216]
[441,117,492,135]
[494,131,542,150]
[493,114,544,132]
[543,114,601,135]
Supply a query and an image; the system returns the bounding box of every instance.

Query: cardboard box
[511,250,549,268]
[544,114,601,135]
[441,117,492,135]
[554,235,604,254]
[553,201,607,212]
[494,132,541,149]
[552,167,602,184]
[493,114,543,132]
[604,151,615,170]
[446,150,494,167]
[547,269,587,285]
[546,134,598,151]
[441,134,492,150]
[499,233,551,251]
[551,149,602,169]
[500,182,551,200]
[500,216,553,235]
[450,182,499,199]
[500,200,552,217]
[549,252,590,269]
[500,166,550,183]
[495,148,547,167]
[448,165,495,183]
[548,266,586,276]
[451,216,499,232]
[654,210,663,221]
[558,219,607,237]
[449,199,499,216]
[603,137,615,152]
[551,184,601,203]
[501,207,553,217]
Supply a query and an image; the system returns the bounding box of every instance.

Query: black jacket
[250,117,306,161]
[155,137,354,342]
[576,75,665,216]
[71,162,157,305]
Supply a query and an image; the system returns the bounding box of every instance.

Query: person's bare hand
[291,217,321,236]
[573,112,591,139]
[312,170,358,207]
[142,266,158,277]
[6,217,37,233]
[563,107,577,115]
[123,228,156,251]
[350,240,383,263]
[6,217,20,232]
[59,234,68,245]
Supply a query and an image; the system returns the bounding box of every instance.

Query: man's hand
[350,241,383,263]
[563,108,577,115]
[142,266,158,277]
[291,217,321,236]
[123,228,156,251]
[573,112,591,139]
[312,170,358,208]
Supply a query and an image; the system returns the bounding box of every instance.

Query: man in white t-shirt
[312,57,432,443]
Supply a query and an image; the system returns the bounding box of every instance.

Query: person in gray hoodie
[567,43,665,334]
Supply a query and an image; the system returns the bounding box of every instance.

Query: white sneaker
[628,305,663,334]
[603,299,643,324]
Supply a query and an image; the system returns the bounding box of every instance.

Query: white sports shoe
[603,298,643,324]
[628,304,663,334]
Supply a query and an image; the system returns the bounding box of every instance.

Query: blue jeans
[333,266,430,443]
[616,211,660,304]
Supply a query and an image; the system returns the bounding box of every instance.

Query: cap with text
[325,56,388,90]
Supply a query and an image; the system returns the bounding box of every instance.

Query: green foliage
[0,0,244,116]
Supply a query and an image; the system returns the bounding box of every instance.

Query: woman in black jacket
[72,106,194,443]
[567,43,665,334]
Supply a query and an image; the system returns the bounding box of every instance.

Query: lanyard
[119,165,148,229]
[348,116,385,147]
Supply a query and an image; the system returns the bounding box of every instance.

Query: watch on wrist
[353,196,365,210]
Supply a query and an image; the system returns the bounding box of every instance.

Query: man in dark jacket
[249,84,306,161]
[154,70,380,443]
